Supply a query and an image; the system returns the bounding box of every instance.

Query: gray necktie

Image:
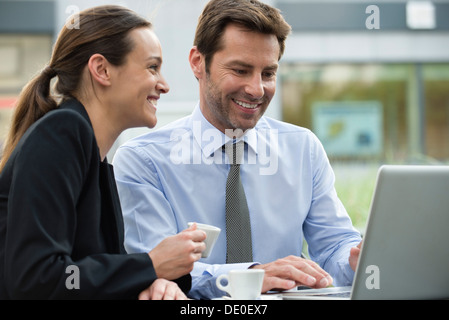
[223,141,253,263]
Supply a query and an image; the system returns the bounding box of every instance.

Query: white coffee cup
[188,222,221,258]
[216,269,265,300]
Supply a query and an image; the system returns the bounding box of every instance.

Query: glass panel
[280,63,413,162]
[0,34,52,151]
[424,64,449,160]
[280,63,449,229]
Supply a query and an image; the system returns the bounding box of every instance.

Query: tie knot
[223,140,244,165]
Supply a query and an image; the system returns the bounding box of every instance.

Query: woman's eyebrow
[146,56,162,63]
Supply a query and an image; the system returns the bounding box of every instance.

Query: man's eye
[234,69,247,75]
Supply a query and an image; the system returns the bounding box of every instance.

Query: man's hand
[138,279,188,300]
[349,241,362,271]
[149,224,206,280]
[250,255,333,293]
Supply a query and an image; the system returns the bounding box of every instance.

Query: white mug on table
[216,269,265,300]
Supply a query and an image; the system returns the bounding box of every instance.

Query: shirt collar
[59,98,93,128]
[191,103,259,159]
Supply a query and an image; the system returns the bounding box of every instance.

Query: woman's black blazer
[0,99,190,299]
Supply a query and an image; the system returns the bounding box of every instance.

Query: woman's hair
[0,5,151,172]
[193,0,291,72]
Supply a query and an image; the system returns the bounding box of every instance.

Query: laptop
[282,165,449,300]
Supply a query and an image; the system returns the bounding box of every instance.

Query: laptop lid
[351,165,449,299]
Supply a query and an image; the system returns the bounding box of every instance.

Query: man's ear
[87,53,112,86]
[189,46,205,80]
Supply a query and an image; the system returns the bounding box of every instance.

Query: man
[113,0,362,299]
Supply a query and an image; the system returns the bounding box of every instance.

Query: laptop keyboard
[281,286,352,299]
[311,291,351,298]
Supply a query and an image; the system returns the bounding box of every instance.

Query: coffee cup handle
[216,274,231,295]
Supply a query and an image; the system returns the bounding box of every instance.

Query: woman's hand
[149,223,206,280]
[138,279,188,300]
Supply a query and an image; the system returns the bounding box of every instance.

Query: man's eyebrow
[265,63,279,71]
[226,60,278,70]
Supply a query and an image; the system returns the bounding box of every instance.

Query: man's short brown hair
[193,0,291,71]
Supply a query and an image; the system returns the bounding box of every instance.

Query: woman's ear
[87,53,112,86]
[189,46,205,80]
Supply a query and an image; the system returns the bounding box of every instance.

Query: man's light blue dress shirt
[113,103,361,299]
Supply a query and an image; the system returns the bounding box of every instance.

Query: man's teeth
[234,99,258,109]
[147,98,157,107]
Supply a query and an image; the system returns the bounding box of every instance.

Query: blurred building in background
[1,0,449,164]
[279,0,449,164]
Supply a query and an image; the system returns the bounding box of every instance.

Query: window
[280,63,449,162]
[0,34,52,149]
[281,63,449,228]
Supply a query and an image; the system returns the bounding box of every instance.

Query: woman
[0,5,205,299]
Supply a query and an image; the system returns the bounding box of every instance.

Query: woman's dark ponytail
[0,65,58,171]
